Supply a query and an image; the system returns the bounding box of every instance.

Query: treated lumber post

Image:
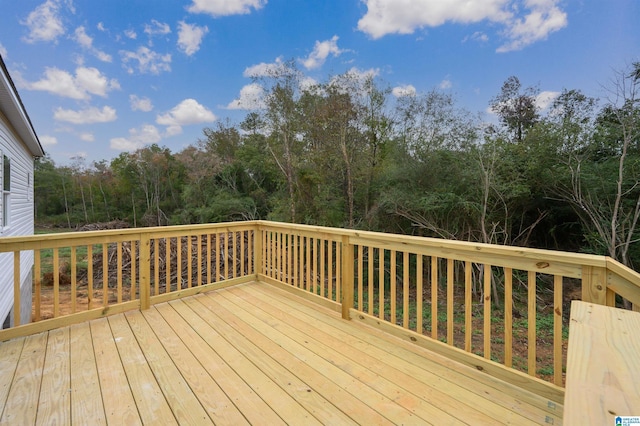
[254,225,263,279]
[341,236,354,320]
[13,251,20,326]
[139,233,151,310]
[581,265,607,305]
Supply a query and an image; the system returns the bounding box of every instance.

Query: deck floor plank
[36,327,70,425]
[216,287,453,425]
[139,306,250,425]
[123,310,214,425]
[233,284,496,424]
[0,332,48,425]
[0,281,563,425]
[0,336,24,417]
[89,318,141,426]
[250,282,563,425]
[179,297,327,426]
[107,314,177,425]
[154,301,285,426]
[69,322,106,425]
[193,293,391,426]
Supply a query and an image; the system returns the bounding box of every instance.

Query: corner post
[254,224,263,280]
[581,265,607,305]
[139,233,151,310]
[341,236,354,320]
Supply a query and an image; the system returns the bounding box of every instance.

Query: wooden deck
[0,281,562,425]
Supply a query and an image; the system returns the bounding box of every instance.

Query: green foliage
[32,64,640,268]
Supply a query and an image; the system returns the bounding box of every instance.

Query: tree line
[35,61,640,269]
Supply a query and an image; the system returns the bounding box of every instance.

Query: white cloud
[73,26,112,62]
[124,29,137,39]
[21,0,66,43]
[497,0,567,52]
[130,95,154,112]
[357,0,567,52]
[177,21,209,56]
[535,90,560,111]
[79,132,94,142]
[144,20,171,36]
[243,56,287,78]
[39,135,58,146]
[26,66,119,100]
[156,99,216,135]
[120,47,171,74]
[0,43,7,58]
[187,0,267,17]
[97,22,106,32]
[110,124,162,151]
[439,79,452,89]
[358,0,510,39]
[463,31,489,43]
[226,83,265,110]
[54,106,117,124]
[392,84,416,97]
[301,35,343,70]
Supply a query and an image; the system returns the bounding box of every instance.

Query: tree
[560,63,640,267]
[490,76,539,143]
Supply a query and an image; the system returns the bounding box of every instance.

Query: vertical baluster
[504,267,513,367]
[232,232,238,280]
[206,235,212,284]
[528,270,537,376]
[328,241,334,299]
[273,232,281,280]
[357,245,363,309]
[187,235,193,288]
[335,241,341,303]
[247,230,253,275]
[464,261,472,351]
[379,248,385,319]
[131,241,137,300]
[403,251,409,329]
[483,264,491,359]
[320,239,326,297]
[71,246,77,313]
[87,245,93,309]
[553,274,563,386]
[431,257,438,339]
[13,252,20,325]
[390,250,397,325]
[312,238,318,294]
[165,238,171,292]
[196,235,202,285]
[368,247,374,315]
[293,234,298,287]
[447,258,454,345]
[225,232,230,280]
[306,236,311,291]
[240,231,246,277]
[99,244,106,307]
[417,255,423,333]
[34,250,41,321]
[153,239,159,296]
[176,237,182,291]
[51,248,59,317]
[117,242,123,303]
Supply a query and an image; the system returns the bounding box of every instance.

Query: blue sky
[0,0,638,165]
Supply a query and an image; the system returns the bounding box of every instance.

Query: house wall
[0,110,35,326]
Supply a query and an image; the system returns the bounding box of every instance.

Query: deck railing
[2,220,640,395]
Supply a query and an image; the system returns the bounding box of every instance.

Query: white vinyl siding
[0,113,35,326]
